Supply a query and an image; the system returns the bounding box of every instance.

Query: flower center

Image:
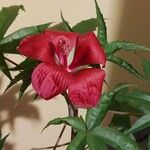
[58,38,70,55]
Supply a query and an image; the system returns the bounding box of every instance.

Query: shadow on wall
[109,0,150,150]
[0,76,41,150]
[109,0,150,90]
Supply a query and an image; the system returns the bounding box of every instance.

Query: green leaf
[43,117,86,132]
[127,113,150,134]
[105,41,150,54]
[91,126,139,150]
[72,18,98,33]
[61,12,73,32]
[109,114,131,132]
[86,84,134,130]
[107,54,144,80]
[0,133,10,150]
[18,75,31,99]
[0,52,12,79]
[0,22,51,54]
[67,131,86,150]
[114,88,150,114]
[142,59,150,80]
[9,58,39,71]
[87,133,107,150]
[95,0,107,46]
[0,5,24,39]
[5,69,33,92]
[48,22,68,31]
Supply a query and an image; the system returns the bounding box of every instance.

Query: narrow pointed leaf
[105,41,150,54]
[5,69,32,92]
[72,18,98,33]
[87,133,107,150]
[0,52,12,79]
[48,22,68,31]
[114,88,150,114]
[95,0,107,46]
[91,127,139,150]
[61,12,73,32]
[9,58,39,71]
[0,133,10,149]
[127,113,150,134]
[86,84,134,130]
[43,117,86,132]
[19,76,31,99]
[0,22,52,54]
[142,59,150,79]
[0,5,24,39]
[67,132,86,150]
[107,54,144,80]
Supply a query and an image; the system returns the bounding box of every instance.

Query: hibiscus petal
[69,32,106,70]
[32,62,72,100]
[17,33,55,63]
[68,68,105,108]
[44,30,79,66]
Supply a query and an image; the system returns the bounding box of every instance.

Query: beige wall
[0,0,150,150]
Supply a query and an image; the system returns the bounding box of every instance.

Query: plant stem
[68,102,78,140]
[62,92,78,139]
[53,125,66,150]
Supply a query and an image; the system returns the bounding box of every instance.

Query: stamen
[58,38,70,55]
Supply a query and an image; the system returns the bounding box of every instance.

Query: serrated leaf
[61,12,73,32]
[114,88,150,114]
[91,126,139,150]
[67,131,86,150]
[0,133,10,150]
[95,0,107,46]
[105,41,150,54]
[86,84,134,130]
[142,59,150,80]
[127,113,150,134]
[72,18,98,33]
[109,114,131,132]
[0,5,24,39]
[0,22,51,54]
[43,117,86,132]
[87,133,107,150]
[107,54,144,80]
[0,52,12,79]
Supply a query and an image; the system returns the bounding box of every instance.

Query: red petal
[44,30,79,66]
[32,62,72,100]
[68,69,105,108]
[69,32,106,70]
[18,31,79,66]
[17,33,55,63]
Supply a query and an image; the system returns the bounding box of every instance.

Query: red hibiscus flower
[17,31,106,108]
